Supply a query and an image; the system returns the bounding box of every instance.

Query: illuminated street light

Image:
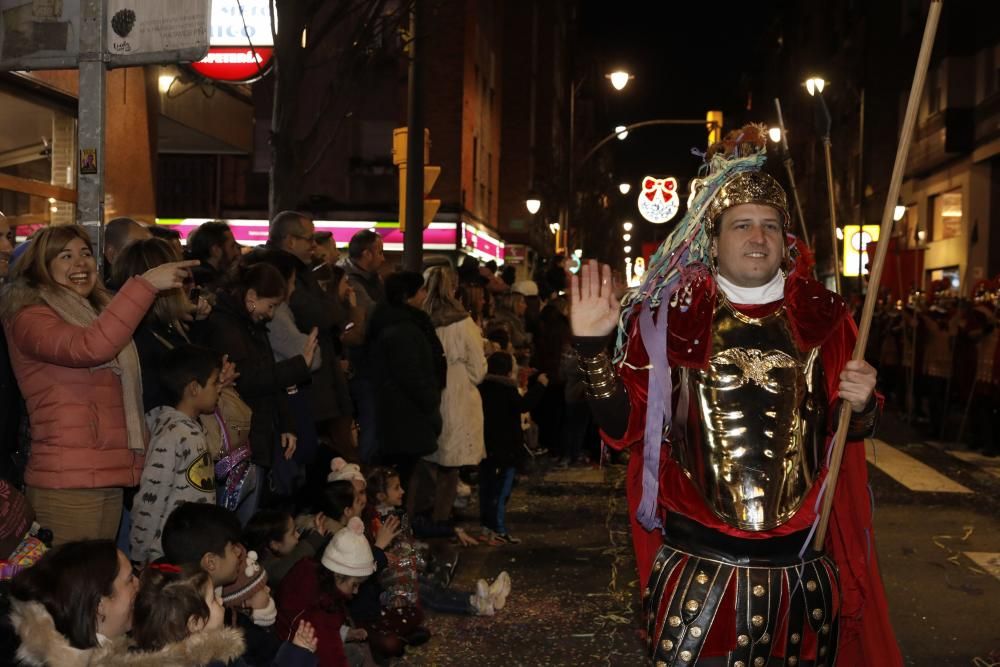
[893,205,906,222]
[805,77,826,96]
[607,70,633,91]
[622,233,631,242]
[619,182,631,195]
[623,245,632,254]
[615,125,628,140]
[768,127,782,143]
[622,221,633,232]
[525,191,541,215]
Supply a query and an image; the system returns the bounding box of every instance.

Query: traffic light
[392,127,441,231]
[706,110,723,147]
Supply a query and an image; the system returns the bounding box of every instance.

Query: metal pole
[78,0,107,266]
[566,80,577,256]
[402,0,425,273]
[774,98,811,249]
[816,92,842,294]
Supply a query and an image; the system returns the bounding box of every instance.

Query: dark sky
[576,0,783,244]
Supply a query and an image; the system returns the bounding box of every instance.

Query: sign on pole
[106,0,210,66]
[0,0,210,261]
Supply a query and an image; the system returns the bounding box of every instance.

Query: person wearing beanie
[278,518,379,667]
[326,457,365,493]
[221,550,318,667]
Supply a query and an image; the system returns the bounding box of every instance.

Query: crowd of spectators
[0,213,593,665]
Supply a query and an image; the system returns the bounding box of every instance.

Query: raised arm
[570,260,630,439]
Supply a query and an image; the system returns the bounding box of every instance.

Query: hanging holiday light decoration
[637,176,679,224]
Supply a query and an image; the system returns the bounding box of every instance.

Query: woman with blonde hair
[0,225,195,544]
[421,265,487,523]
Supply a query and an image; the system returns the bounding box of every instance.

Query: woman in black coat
[200,262,317,471]
[367,271,445,516]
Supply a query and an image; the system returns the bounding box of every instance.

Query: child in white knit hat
[277,517,378,667]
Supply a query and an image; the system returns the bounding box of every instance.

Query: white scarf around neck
[716,270,785,305]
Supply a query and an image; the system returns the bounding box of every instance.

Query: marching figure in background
[571,125,902,666]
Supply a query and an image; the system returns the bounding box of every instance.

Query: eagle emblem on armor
[711,347,799,393]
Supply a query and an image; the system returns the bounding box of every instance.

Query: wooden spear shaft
[813,0,942,552]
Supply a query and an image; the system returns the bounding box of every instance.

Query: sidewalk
[392,463,646,666]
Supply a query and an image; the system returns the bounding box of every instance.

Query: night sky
[577,1,785,244]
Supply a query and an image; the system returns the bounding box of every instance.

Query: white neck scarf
[716,270,785,305]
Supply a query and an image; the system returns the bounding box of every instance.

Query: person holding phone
[0,225,199,544]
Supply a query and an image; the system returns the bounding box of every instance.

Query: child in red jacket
[278,517,376,667]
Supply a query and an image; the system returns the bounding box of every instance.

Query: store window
[0,88,77,231]
[931,189,962,241]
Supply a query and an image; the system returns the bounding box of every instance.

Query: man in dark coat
[188,221,242,292]
[338,230,387,463]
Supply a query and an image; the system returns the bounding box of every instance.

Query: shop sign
[155,218,458,253]
[461,223,505,263]
[189,0,275,83]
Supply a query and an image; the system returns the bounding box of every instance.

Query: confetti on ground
[390,465,646,666]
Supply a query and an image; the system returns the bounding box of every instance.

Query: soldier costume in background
[574,126,902,666]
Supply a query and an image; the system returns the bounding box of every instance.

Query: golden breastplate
[674,298,827,531]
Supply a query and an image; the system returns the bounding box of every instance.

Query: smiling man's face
[712,203,785,287]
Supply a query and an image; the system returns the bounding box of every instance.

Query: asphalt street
[392,412,1000,666]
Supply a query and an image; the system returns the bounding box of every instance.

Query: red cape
[606,271,902,665]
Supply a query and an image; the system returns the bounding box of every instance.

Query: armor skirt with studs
[644,513,840,667]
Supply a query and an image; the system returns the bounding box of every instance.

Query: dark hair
[243,509,293,556]
[365,467,400,505]
[486,326,510,350]
[347,229,380,259]
[385,271,424,305]
[225,261,287,304]
[244,248,298,283]
[188,221,232,262]
[105,217,144,254]
[161,503,242,567]
[315,480,357,523]
[270,210,311,244]
[9,539,121,649]
[313,230,333,245]
[159,345,222,407]
[487,351,514,377]
[148,226,181,242]
[132,564,210,651]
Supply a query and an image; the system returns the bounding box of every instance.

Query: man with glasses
[268,211,354,466]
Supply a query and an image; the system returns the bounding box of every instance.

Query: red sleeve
[10,277,156,367]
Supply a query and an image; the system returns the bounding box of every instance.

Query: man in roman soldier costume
[571,125,902,666]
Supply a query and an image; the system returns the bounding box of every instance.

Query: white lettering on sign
[210,0,276,47]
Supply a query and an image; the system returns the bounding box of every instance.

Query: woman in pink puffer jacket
[0,225,195,545]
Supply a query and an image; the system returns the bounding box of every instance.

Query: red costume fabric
[606,269,903,666]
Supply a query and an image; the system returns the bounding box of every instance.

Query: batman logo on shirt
[186,451,216,493]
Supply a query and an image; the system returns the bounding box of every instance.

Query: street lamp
[619,182,631,195]
[615,125,628,140]
[566,70,634,262]
[768,127,782,143]
[623,245,632,254]
[623,233,631,242]
[607,70,633,91]
[623,221,633,232]
[525,191,541,215]
[804,75,840,294]
[805,77,826,96]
